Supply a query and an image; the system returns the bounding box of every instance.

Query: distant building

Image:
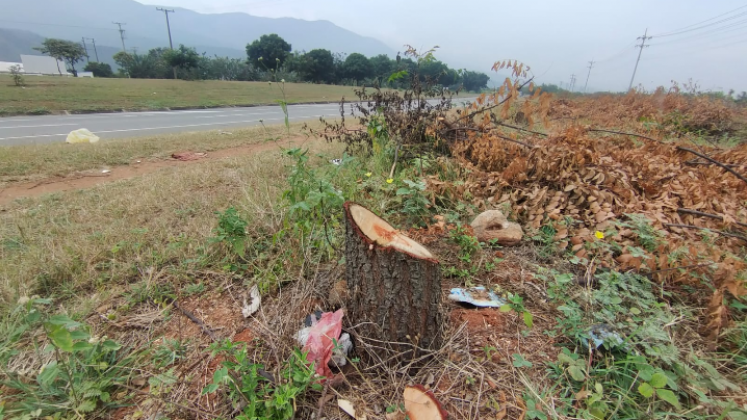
[0,61,23,73]
[21,55,69,75]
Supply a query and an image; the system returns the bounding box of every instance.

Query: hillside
[0,0,395,62]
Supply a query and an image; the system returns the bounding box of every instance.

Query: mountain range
[0,0,395,66]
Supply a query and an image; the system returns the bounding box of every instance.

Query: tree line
[33,34,491,92]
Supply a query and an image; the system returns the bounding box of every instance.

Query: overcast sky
[136,0,747,92]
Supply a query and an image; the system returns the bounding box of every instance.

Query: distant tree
[737,91,747,105]
[34,38,87,77]
[369,54,393,85]
[246,34,292,69]
[84,62,114,78]
[462,70,490,92]
[113,49,171,79]
[343,53,372,84]
[299,49,335,83]
[163,45,200,79]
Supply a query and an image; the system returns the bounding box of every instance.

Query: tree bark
[343,202,443,356]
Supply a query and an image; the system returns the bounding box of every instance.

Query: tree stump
[343,202,443,356]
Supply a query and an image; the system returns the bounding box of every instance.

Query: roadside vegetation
[1,48,746,419]
[0,75,364,116]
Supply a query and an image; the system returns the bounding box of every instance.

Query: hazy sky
[136,0,747,92]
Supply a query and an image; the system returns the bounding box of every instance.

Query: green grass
[0,75,363,115]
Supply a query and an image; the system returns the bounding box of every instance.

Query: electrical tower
[112,22,127,52]
[628,28,651,91]
[584,60,595,93]
[84,38,99,62]
[569,74,577,92]
[156,8,176,49]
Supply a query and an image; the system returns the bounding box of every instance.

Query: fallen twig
[676,208,747,229]
[663,223,747,242]
[172,300,219,341]
[675,146,747,186]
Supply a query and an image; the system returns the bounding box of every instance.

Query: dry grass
[0,136,343,309]
[0,122,318,184]
[0,75,363,116]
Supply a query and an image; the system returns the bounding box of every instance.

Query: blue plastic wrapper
[448,287,507,308]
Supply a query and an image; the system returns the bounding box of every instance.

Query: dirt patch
[0,137,308,206]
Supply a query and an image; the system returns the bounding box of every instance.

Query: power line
[584,60,595,92]
[628,28,651,91]
[112,22,127,52]
[651,4,747,37]
[649,20,747,46]
[0,19,117,31]
[569,74,577,92]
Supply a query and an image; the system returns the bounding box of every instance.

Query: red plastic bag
[303,309,343,378]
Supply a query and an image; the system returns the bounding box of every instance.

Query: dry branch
[676,208,747,229]
[675,146,747,186]
[497,122,548,137]
[663,223,747,242]
[587,128,665,145]
[464,77,535,119]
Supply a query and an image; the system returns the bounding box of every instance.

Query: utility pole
[584,59,595,93]
[112,22,127,52]
[569,74,577,92]
[628,28,651,91]
[156,8,177,79]
[81,38,90,62]
[85,38,99,62]
[156,8,176,49]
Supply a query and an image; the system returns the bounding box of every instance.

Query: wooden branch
[676,146,747,185]
[587,128,665,145]
[465,77,535,119]
[663,223,747,242]
[676,208,747,229]
[685,159,743,168]
[439,126,535,149]
[497,122,548,136]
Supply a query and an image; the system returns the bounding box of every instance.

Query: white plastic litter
[241,285,261,318]
[66,128,100,144]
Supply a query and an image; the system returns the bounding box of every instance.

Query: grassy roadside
[0,75,363,116]
[1,88,745,419]
[0,122,316,183]
[0,75,473,116]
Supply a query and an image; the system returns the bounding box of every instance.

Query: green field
[0,75,365,115]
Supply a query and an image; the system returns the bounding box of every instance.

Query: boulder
[471,210,523,246]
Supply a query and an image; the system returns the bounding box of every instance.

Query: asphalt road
[0,98,476,146]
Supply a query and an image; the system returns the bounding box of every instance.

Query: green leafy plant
[203,340,319,420]
[211,207,249,257]
[500,292,534,329]
[395,178,431,224]
[0,298,135,418]
[619,214,665,252]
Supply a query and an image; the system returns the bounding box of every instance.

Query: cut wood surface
[343,202,443,355]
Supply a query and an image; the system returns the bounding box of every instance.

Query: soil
[0,137,308,206]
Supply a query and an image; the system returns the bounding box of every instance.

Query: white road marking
[0,123,78,130]
[0,119,264,142]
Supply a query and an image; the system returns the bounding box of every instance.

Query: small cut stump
[343,202,443,355]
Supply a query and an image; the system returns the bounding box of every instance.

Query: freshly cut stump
[343,202,443,356]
